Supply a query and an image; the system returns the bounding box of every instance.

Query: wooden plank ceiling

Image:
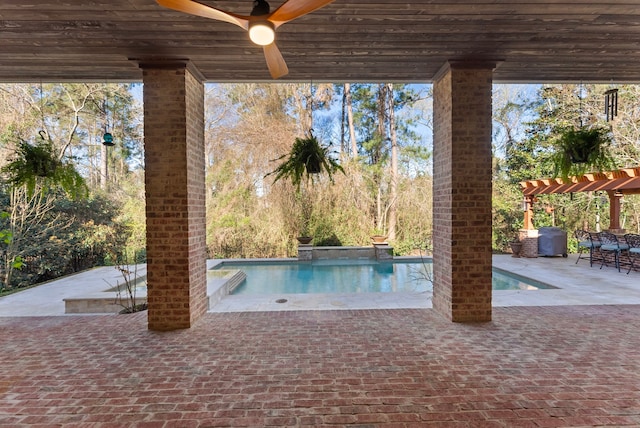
[1,1,640,83]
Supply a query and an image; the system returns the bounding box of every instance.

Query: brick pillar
[519,229,539,258]
[432,61,496,323]
[141,61,207,331]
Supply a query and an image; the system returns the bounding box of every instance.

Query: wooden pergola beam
[520,167,640,196]
[519,166,640,231]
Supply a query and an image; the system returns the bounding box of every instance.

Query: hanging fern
[551,125,617,180]
[1,138,87,199]
[266,132,344,189]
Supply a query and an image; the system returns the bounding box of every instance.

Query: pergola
[3,1,640,330]
[520,167,640,232]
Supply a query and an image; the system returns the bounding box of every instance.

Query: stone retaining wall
[297,245,394,261]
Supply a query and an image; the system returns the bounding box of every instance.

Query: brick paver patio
[1,306,640,427]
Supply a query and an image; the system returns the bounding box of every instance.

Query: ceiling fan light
[249,21,275,46]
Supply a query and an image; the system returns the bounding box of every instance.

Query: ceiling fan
[156,0,336,79]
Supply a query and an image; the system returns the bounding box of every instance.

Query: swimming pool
[212,259,554,295]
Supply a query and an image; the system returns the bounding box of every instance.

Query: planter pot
[510,242,523,258]
[371,235,387,244]
[306,159,321,174]
[297,236,313,245]
[569,152,589,163]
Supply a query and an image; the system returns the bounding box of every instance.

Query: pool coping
[208,256,553,312]
[59,257,435,314]
[62,267,248,314]
[2,254,639,316]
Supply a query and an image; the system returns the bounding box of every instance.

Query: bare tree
[2,186,71,288]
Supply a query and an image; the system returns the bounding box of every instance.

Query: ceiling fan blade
[268,0,335,27]
[156,0,249,30]
[263,43,289,79]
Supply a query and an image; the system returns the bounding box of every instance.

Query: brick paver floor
[1,306,640,427]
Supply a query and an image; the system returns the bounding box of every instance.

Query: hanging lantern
[604,88,618,122]
[102,132,114,146]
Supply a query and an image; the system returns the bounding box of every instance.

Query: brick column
[141,61,207,331]
[432,61,496,323]
[519,229,539,258]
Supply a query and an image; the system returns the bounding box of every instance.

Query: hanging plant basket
[551,125,617,180]
[569,151,588,164]
[266,132,345,245]
[306,158,321,174]
[266,132,344,190]
[0,136,88,198]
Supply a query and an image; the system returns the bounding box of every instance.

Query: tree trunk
[3,187,21,289]
[387,83,398,241]
[375,84,387,233]
[344,83,358,158]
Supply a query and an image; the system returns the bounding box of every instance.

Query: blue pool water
[212,259,553,295]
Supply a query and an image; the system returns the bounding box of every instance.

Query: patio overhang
[3,2,640,83]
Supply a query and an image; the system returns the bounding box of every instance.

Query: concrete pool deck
[0,254,639,316]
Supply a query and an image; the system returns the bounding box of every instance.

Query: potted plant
[267,132,344,244]
[1,135,87,198]
[370,228,387,244]
[551,125,616,180]
[509,237,523,258]
[295,200,313,244]
[267,132,344,190]
[296,236,313,245]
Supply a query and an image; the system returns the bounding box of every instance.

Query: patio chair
[590,232,606,266]
[599,231,630,272]
[624,233,640,274]
[575,230,601,267]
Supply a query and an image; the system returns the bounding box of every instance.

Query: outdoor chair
[624,233,640,274]
[575,230,601,267]
[589,232,605,265]
[599,231,630,272]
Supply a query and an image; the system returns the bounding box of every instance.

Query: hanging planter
[267,132,343,189]
[1,134,87,198]
[267,131,344,243]
[551,125,617,180]
[306,157,321,174]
